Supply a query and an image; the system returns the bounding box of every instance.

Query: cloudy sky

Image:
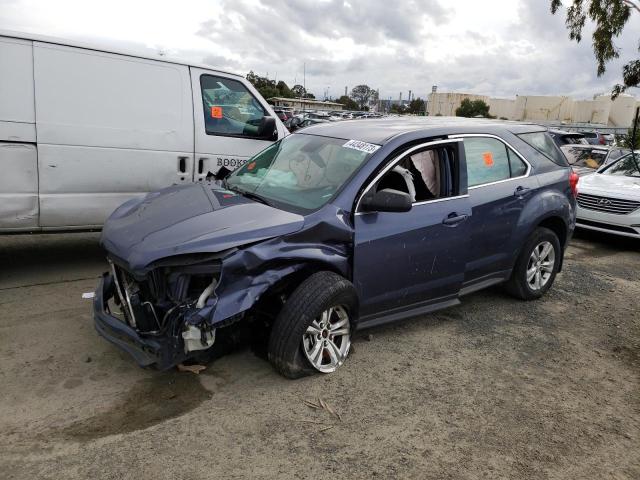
[1,0,638,101]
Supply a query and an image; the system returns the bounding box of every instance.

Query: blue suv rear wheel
[505,227,561,300]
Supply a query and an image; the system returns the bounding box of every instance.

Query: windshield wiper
[224,183,272,207]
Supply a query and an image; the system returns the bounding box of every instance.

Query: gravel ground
[0,230,638,479]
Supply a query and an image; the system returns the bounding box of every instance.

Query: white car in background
[561,144,630,176]
[576,152,640,238]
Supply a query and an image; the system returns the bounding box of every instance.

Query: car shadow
[572,227,640,252]
[0,232,106,289]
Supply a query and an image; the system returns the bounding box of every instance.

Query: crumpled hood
[579,173,640,201]
[101,183,305,271]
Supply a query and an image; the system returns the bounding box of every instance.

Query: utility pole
[630,107,639,173]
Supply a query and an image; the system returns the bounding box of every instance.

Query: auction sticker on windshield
[343,139,381,154]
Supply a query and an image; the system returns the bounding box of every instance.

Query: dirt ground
[0,229,638,479]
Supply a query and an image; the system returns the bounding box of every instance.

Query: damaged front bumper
[93,273,189,370]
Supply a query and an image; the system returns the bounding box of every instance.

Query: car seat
[377,166,416,201]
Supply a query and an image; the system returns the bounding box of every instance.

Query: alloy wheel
[526,241,556,291]
[302,305,351,373]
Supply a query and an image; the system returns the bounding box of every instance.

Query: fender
[204,207,353,324]
[510,187,574,270]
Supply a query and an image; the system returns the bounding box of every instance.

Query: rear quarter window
[518,132,568,167]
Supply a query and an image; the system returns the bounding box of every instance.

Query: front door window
[200,75,267,138]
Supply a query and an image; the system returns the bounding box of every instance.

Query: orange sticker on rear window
[483,152,494,167]
[211,106,223,119]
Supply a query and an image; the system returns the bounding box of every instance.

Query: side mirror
[257,116,278,140]
[360,188,412,213]
[211,166,232,180]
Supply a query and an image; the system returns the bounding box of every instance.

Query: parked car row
[272,107,385,132]
[548,128,616,148]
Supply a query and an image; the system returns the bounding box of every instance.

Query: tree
[455,98,492,117]
[276,80,293,98]
[246,71,279,99]
[550,0,639,97]
[335,95,358,110]
[618,108,640,147]
[408,98,426,115]
[350,85,373,110]
[390,103,407,114]
[291,84,307,97]
[618,126,640,148]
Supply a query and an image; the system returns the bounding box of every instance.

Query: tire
[268,271,358,379]
[505,227,561,300]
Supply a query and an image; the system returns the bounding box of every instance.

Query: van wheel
[268,272,357,379]
[505,227,561,300]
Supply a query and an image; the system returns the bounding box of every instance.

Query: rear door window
[463,137,527,187]
[200,75,267,138]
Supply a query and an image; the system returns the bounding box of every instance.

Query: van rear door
[190,68,285,180]
[33,42,195,228]
[0,36,38,230]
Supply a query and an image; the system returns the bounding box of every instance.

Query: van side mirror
[360,188,412,213]
[257,116,278,140]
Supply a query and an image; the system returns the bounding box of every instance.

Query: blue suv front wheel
[268,272,357,378]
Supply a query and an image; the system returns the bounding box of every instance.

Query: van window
[200,75,267,138]
[463,137,522,187]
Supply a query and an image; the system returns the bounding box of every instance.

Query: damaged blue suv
[94,118,578,378]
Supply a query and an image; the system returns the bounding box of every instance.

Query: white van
[0,30,287,232]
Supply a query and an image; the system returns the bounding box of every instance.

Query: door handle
[177,156,188,174]
[197,157,210,181]
[198,157,208,175]
[514,186,532,198]
[442,212,468,226]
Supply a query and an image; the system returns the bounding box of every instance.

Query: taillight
[599,135,605,145]
[569,171,579,198]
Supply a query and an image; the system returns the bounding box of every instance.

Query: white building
[426,92,489,116]
[427,91,639,127]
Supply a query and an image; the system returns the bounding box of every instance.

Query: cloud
[0,0,638,101]
[193,0,639,100]
[194,0,450,79]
